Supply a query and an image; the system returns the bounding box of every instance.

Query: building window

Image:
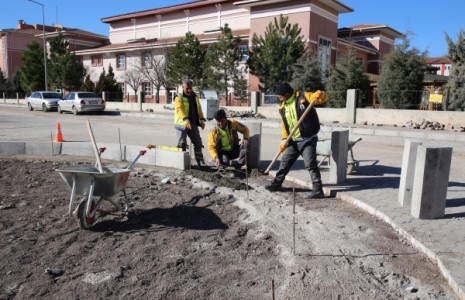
[142,52,152,68]
[318,37,331,80]
[116,54,126,70]
[91,55,103,67]
[142,82,151,97]
[237,45,249,62]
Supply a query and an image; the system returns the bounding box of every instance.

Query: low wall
[4,98,465,127]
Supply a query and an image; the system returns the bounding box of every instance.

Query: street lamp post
[28,0,48,91]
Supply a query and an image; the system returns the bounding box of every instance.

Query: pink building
[0,20,108,80]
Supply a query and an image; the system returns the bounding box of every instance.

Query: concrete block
[98,143,125,162]
[155,148,190,170]
[411,146,453,219]
[398,139,422,208]
[126,145,156,167]
[0,142,25,154]
[346,89,357,124]
[242,121,262,169]
[25,142,61,156]
[328,130,349,184]
[61,142,95,158]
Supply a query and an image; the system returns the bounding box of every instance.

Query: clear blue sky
[2,0,463,58]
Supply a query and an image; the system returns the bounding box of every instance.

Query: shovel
[264,99,317,175]
[86,119,104,173]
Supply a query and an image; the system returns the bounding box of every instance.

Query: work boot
[265,180,282,191]
[304,188,325,199]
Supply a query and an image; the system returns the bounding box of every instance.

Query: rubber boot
[265,178,283,191]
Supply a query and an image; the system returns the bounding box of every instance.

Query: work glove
[200,120,205,130]
[146,144,155,149]
[184,120,192,130]
[279,140,288,153]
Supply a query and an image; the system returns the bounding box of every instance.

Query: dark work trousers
[274,136,323,190]
[219,143,248,166]
[175,123,204,164]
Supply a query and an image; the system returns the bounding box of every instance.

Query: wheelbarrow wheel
[77,199,97,229]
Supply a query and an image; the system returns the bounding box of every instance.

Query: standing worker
[265,82,328,199]
[174,79,206,166]
[207,109,250,169]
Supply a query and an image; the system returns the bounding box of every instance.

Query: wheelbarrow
[316,137,362,174]
[56,148,146,229]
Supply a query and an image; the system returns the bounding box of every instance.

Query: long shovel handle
[86,119,104,173]
[263,99,317,175]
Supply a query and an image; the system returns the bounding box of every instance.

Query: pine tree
[444,29,465,111]
[377,37,426,109]
[247,15,304,91]
[20,41,45,92]
[326,50,370,108]
[9,68,24,96]
[203,24,247,105]
[166,32,205,87]
[80,75,95,92]
[0,68,6,94]
[290,49,324,93]
[48,32,85,93]
[94,68,106,96]
[104,64,119,93]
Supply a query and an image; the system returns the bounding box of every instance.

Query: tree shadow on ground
[92,205,228,232]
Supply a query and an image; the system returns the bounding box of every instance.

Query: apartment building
[74,0,403,104]
[425,56,451,76]
[0,20,108,79]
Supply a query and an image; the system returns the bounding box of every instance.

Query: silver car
[58,92,105,115]
[27,91,62,112]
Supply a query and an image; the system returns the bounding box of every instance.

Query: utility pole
[28,0,48,91]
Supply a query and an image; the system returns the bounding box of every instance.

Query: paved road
[1,104,465,299]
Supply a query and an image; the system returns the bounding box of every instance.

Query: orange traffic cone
[54,122,64,142]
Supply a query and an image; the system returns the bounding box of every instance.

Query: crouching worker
[265,82,328,199]
[208,109,250,169]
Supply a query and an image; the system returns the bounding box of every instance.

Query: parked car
[27,91,62,112]
[58,92,105,115]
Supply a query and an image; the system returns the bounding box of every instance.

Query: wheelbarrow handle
[127,149,147,170]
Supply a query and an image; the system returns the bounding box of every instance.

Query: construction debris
[405,119,465,132]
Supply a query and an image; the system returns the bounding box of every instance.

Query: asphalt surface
[1,103,465,299]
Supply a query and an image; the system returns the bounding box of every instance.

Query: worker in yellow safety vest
[174,80,206,166]
[265,82,328,199]
[207,109,250,169]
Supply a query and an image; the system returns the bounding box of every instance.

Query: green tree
[377,37,426,109]
[0,68,7,94]
[290,48,325,92]
[48,32,85,92]
[80,74,95,92]
[326,51,370,108]
[9,68,24,97]
[20,41,45,92]
[247,15,304,91]
[104,64,119,93]
[94,64,119,97]
[444,29,465,111]
[94,68,106,96]
[203,24,247,105]
[166,32,205,87]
